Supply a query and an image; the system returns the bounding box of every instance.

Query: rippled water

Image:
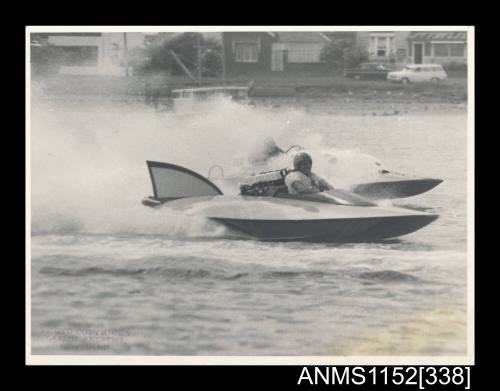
[29,95,469,357]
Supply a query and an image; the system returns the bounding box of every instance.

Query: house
[355,30,467,65]
[355,31,411,64]
[30,32,145,76]
[406,31,467,65]
[222,31,332,75]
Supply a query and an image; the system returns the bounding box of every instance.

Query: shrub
[441,62,467,78]
[321,40,369,73]
[342,47,369,69]
[320,41,346,72]
[442,62,467,72]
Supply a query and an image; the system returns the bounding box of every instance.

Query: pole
[196,34,202,85]
[221,33,227,86]
[123,32,129,77]
[170,50,197,82]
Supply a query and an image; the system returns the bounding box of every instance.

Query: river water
[28,95,470,360]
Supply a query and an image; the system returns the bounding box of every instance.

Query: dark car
[343,62,391,80]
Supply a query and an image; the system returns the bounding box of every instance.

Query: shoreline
[31,74,468,118]
[32,74,467,105]
[31,91,467,117]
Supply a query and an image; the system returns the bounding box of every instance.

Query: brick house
[222,31,332,75]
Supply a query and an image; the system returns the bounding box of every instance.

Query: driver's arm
[291,180,320,194]
[311,173,334,191]
[318,178,334,191]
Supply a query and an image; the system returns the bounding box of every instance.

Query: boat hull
[160,194,439,242]
[210,214,438,242]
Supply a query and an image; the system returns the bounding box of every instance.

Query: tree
[134,32,222,77]
[320,40,348,72]
[320,39,369,73]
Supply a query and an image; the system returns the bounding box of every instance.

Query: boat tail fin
[145,161,223,203]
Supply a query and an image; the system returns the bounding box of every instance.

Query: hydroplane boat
[142,161,439,242]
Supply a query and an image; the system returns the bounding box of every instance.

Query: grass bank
[32,73,468,104]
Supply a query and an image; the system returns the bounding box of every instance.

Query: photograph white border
[26,25,474,366]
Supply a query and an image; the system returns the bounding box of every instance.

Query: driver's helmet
[293,152,312,169]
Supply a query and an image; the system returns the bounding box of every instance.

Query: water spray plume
[30,91,386,235]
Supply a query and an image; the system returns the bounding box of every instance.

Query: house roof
[407,31,467,41]
[275,31,331,43]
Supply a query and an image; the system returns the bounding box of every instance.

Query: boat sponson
[351,178,443,200]
[209,214,439,242]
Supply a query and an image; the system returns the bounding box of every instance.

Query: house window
[370,34,394,57]
[377,37,387,56]
[424,42,431,56]
[235,43,258,63]
[433,44,449,57]
[450,43,465,57]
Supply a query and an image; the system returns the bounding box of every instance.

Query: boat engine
[239,169,290,196]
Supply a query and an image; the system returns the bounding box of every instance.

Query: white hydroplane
[142,161,439,242]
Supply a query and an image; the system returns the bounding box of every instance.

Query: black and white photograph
[26,26,473,365]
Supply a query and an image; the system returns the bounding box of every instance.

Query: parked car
[387,64,447,84]
[343,63,391,80]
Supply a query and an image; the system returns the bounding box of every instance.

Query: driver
[285,152,333,194]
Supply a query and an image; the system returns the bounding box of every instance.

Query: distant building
[355,30,467,65]
[355,31,410,64]
[406,31,467,64]
[222,31,332,75]
[222,30,469,76]
[222,32,275,75]
[30,32,146,76]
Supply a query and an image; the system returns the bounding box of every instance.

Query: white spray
[30,92,386,235]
